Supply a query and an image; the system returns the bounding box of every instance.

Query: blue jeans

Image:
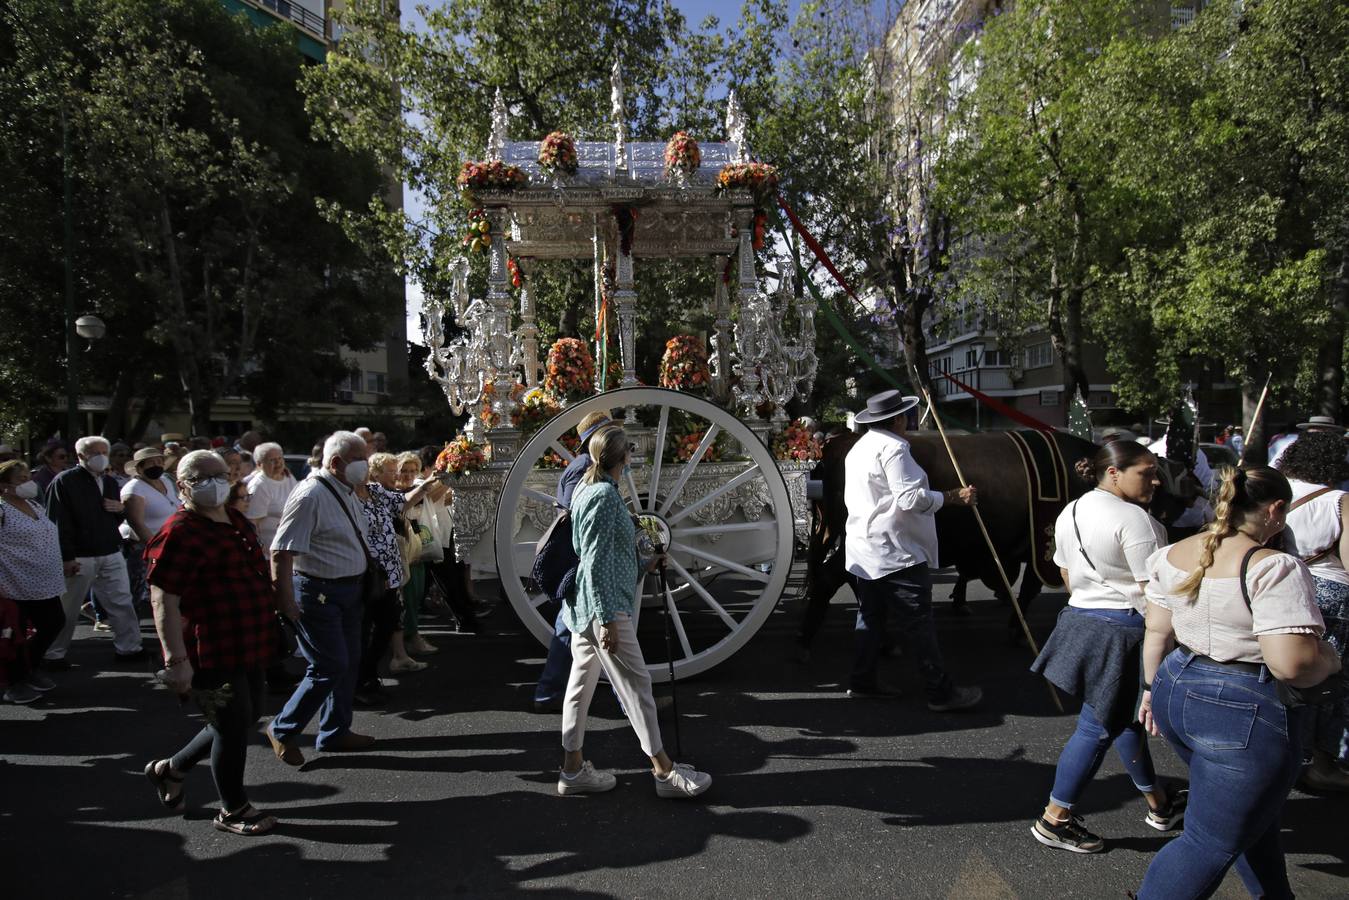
[1138,649,1307,900]
[271,574,364,750]
[535,608,573,703]
[1048,608,1156,808]
[851,563,953,702]
[1308,577,1349,764]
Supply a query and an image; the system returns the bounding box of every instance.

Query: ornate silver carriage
[421,73,821,681]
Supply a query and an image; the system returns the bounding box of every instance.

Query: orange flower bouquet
[544,337,596,401]
[716,162,779,205]
[659,335,711,392]
[771,419,823,462]
[457,159,529,194]
[664,131,701,179]
[537,131,579,177]
[434,435,488,477]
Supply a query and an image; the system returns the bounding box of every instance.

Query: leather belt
[295,571,362,585]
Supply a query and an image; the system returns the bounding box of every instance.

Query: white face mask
[83,454,109,473]
[14,481,39,500]
[188,476,231,508]
[344,459,369,484]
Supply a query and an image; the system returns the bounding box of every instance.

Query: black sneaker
[354,681,388,708]
[927,685,983,712]
[1031,814,1105,853]
[113,648,149,664]
[1145,788,1188,831]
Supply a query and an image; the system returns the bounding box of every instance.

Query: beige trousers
[561,612,663,758]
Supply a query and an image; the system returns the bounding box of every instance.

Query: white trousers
[562,613,663,758]
[46,552,143,658]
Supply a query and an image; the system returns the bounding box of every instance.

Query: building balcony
[928,364,1013,399]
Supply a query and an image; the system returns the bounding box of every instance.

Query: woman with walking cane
[1029,441,1186,854]
[555,425,712,799]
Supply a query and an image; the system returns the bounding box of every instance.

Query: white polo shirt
[844,428,944,580]
[1053,488,1166,612]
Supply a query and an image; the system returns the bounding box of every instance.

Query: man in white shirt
[844,390,983,712]
[266,431,376,765]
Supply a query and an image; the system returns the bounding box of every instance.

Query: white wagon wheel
[494,387,795,682]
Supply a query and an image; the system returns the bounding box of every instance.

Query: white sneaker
[654,762,712,798]
[557,761,617,796]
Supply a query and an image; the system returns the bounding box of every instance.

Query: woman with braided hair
[1029,441,1183,854]
[1137,466,1341,900]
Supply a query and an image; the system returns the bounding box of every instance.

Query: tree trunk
[1314,251,1348,420]
[1240,371,1269,464]
[102,369,135,441]
[128,394,157,444]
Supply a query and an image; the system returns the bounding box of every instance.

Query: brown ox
[796,429,1199,653]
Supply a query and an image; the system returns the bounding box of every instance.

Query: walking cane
[1238,372,1272,467]
[908,365,1064,713]
[653,540,682,756]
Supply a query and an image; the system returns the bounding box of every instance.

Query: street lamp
[75,315,106,346]
[66,313,106,439]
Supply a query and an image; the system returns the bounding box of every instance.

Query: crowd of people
[1,397,1346,895]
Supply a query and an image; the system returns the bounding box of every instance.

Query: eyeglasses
[182,473,228,486]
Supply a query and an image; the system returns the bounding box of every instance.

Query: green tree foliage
[0,0,396,439]
[941,0,1147,404]
[1085,0,1347,446]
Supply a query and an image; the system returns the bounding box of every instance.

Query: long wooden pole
[909,368,1064,713]
[1237,373,1272,467]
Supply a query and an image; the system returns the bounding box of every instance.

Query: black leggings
[169,667,265,812]
[429,554,477,627]
[21,597,66,669]
[359,587,402,685]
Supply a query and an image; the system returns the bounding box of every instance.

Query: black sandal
[213,803,277,836]
[144,759,186,810]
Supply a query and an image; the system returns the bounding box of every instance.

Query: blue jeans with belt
[851,563,953,702]
[1049,608,1156,809]
[271,573,365,750]
[1138,648,1308,900]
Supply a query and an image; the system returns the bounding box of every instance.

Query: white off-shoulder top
[1145,547,1325,664]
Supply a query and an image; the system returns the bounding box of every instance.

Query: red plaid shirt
[145,507,276,670]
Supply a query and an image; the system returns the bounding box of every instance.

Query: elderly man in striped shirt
[266,431,375,764]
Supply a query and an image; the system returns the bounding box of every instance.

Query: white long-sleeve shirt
[844,428,944,579]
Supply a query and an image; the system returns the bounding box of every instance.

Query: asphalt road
[3,571,1345,899]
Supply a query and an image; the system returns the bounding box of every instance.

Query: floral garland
[457,159,529,194]
[537,131,579,176]
[658,335,711,392]
[716,162,779,205]
[544,337,596,401]
[434,435,488,476]
[516,386,561,436]
[664,131,701,177]
[771,419,824,462]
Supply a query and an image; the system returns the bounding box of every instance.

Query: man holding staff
[844,390,983,711]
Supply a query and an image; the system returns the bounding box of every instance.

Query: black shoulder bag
[316,477,388,607]
[1238,546,1345,708]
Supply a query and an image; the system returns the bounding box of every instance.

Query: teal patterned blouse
[564,476,638,633]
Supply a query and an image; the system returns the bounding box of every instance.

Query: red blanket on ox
[1002,431,1071,587]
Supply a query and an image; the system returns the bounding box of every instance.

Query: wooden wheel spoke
[665,464,762,527]
[529,592,550,609]
[624,467,642,513]
[666,557,739,631]
[647,405,670,512]
[523,487,560,508]
[661,578,695,659]
[670,521,775,538]
[668,540,771,584]
[548,440,576,464]
[658,423,720,516]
